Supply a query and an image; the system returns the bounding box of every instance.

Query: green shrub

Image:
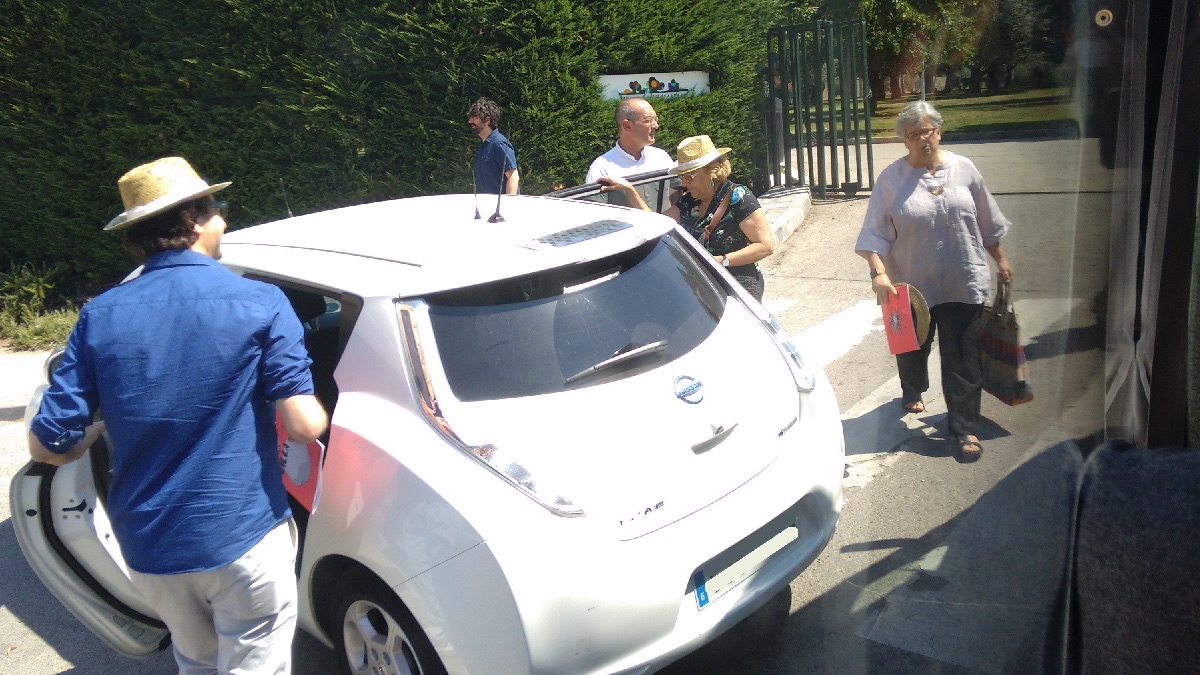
[0,261,76,350]
[2,0,783,299]
[0,305,77,351]
[0,261,59,320]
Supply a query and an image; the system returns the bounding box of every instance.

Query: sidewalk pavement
[1,349,46,487]
[0,350,45,418]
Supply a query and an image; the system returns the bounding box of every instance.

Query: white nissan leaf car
[11,193,844,674]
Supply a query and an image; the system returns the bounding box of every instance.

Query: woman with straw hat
[598,134,775,301]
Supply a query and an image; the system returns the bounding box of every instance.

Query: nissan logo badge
[674,375,704,404]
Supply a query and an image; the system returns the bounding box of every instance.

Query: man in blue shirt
[29,156,328,673]
[468,97,520,195]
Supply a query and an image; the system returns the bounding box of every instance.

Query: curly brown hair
[122,197,217,262]
[466,97,502,130]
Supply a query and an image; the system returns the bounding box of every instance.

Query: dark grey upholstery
[1061,441,1200,673]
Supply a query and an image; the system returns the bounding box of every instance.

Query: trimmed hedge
[1,0,782,295]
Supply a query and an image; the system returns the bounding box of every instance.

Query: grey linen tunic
[855,151,1010,307]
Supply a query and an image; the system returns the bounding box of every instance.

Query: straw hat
[105,157,231,231]
[668,135,732,176]
[896,283,931,344]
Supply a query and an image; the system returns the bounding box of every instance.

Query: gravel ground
[0,347,48,489]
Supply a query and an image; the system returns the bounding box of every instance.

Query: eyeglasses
[630,115,659,125]
[906,127,939,141]
[211,200,228,216]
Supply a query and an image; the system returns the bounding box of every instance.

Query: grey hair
[895,100,943,138]
[615,97,649,126]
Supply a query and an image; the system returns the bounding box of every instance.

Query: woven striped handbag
[979,280,1034,405]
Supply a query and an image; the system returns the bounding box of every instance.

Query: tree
[793,0,1067,101]
[964,0,1041,91]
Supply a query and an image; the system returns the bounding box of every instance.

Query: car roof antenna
[279,178,294,218]
[472,173,482,220]
[488,177,506,223]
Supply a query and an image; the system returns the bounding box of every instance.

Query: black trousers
[897,302,984,436]
[729,264,764,302]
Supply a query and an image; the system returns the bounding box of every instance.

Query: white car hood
[434,303,802,540]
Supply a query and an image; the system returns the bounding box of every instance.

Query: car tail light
[397,302,584,518]
[763,315,817,393]
[467,443,583,517]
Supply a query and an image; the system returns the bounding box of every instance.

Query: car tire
[331,569,446,675]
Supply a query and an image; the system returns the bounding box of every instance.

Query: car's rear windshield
[425,233,725,401]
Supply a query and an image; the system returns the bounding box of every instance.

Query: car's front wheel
[332,569,446,675]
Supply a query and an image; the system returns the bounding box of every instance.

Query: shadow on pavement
[843,402,1013,461]
[842,403,938,457]
[1,405,25,423]
[1024,322,1104,362]
[0,517,175,673]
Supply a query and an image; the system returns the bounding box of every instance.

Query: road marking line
[793,299,881,368]
[761,298,796,315]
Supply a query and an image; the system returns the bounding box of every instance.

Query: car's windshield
[425,233,724,401]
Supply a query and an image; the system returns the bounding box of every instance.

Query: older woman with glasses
[598,135,775,301]
[855,100,1015,462]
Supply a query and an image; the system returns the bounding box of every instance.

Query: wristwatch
[870,267,885,279]
[722,255,731,267]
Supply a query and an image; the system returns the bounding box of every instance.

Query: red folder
[275,414,326,513]
[883,284,920,354]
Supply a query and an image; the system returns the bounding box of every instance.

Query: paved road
[0,138,1112,673]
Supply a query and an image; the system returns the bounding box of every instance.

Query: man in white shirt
[585,98,675,182]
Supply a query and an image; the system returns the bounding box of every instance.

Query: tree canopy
[783,0,1069,100]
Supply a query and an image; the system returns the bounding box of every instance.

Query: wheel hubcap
[342,599,422,675]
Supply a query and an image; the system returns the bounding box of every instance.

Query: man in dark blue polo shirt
[28,157,328,673]
[468,97,520,195]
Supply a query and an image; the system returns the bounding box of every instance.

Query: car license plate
[693,526,798,610]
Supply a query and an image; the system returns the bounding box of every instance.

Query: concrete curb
[758,185,813,245]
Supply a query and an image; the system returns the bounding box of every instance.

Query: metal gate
[764,20,875,198]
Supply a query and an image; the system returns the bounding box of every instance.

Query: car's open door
[9,386,170,656]
[545,168,678,214]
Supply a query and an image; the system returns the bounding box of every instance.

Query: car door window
[267,284,358,424]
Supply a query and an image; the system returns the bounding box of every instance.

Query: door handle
[692,422,738,454]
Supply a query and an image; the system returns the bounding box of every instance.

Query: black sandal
[955,434,982,461]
